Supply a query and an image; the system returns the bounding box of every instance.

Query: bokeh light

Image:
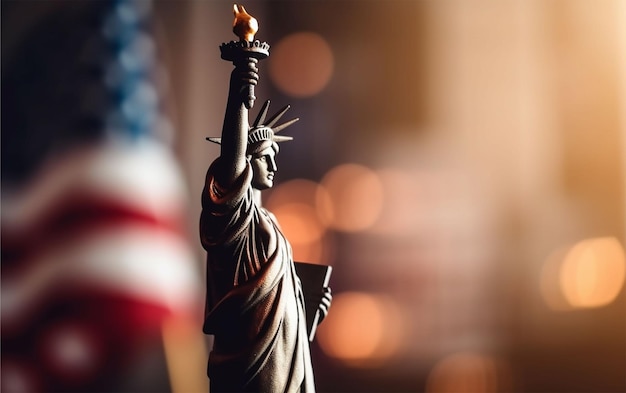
[268,32,334,97]
[426,352,505,393]
[559,237,626,308]
[316,292,404,367]
[541,237,626,310]
[317,164,384,232]
[39,322,101,383]
[272,203,323,244]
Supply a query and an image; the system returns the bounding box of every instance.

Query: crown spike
[272,118,299,133]
[253,100,271,128]
[206,102,297,145]
[266,105,291,127]
[206,137,222,144]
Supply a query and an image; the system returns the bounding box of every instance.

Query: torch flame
[233,4,258,42]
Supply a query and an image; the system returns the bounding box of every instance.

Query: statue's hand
[231,58,259,91]
[317,286,332,325]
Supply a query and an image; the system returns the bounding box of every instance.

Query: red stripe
[2,190,188,273]
[2,278,199,338]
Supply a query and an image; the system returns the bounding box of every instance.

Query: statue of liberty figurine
[200,5,331,392]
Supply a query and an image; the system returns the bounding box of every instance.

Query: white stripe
[2,138,187,232]
[2,226,200,326]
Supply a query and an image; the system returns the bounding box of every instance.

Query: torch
[220,4,270,109]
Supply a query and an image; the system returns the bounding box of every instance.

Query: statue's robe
[200,158,315,393]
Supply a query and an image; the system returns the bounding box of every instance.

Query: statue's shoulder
[259,207,283,231]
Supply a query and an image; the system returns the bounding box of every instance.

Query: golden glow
[232,4,258,42]
[559,237,626,308]
[162,317,208,393]
[265,179,333,263]
[291,236,326,265]
[269,32,334,97]
[426,352,500,393]
[317,164,384,232]
[273,203,323,244]
[316,292,403,366]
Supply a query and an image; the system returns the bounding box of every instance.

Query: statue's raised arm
[213,59,258,190]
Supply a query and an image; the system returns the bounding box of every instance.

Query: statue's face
[250,146,277,190]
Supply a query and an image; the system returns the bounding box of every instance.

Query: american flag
[2,1,202,392]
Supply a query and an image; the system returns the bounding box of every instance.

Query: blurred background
[2,0,625,392]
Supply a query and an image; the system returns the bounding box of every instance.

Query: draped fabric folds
[200,158,314,393]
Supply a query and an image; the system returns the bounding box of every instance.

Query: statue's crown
[206,100,297,145]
